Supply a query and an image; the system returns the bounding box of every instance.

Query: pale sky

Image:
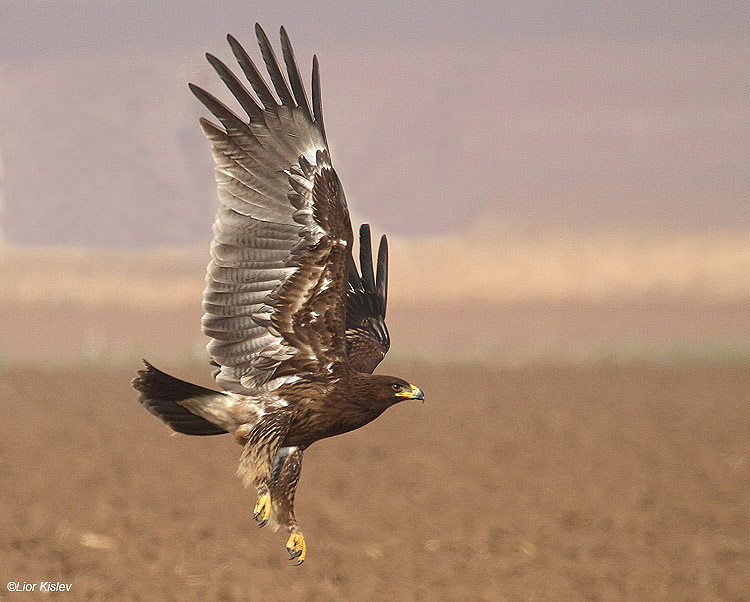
[1,1,749,245]
[4,1,749,58]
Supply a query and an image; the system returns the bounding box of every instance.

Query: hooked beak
[395,383,425,402]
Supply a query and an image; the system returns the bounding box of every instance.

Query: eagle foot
[286,532,306,565]
[252,493,272,528]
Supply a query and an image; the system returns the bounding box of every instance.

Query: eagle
[132,24,424,565]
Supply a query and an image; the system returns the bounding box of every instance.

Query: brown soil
[1,362,748,601]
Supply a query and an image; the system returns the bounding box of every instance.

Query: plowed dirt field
[2,362,748,601]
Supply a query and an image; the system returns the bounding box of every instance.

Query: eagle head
[362,374,425,407]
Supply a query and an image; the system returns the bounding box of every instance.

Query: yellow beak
[395,384,425,402]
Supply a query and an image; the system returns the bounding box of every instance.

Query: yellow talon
[252,494,272,528]
[286,532,306,565]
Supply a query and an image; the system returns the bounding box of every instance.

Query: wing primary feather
[311,55,327,144]
[376,234,389,318]
[189,83,248,133]
[279,26,312,119]
[348,253,363,291]
[254,23,295,107]
[205,52,264,120]
[198,116,226,137]
[312,54,328,132]
[358,224,375,293]
[226,33,278,110]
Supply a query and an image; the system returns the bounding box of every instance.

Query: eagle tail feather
[132,361,229,436]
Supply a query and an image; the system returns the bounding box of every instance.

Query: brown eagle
[132,24,424,565]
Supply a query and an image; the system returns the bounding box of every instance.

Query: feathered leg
[237,413,290,529]
[270,446,306,564]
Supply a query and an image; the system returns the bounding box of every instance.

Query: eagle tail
[132,360,229,436]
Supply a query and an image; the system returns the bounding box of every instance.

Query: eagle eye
[391,383,400,391]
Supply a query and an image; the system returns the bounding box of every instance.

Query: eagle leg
[271,447,307,565]
[269,446,306,563]
[237,413,291,531]
[269,447,304,529]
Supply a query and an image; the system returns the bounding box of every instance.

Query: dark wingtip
[311,54,326,140]
[187,81,202,96]
[278,23,312,118]
[254,21,294,107]
[226,32,240,50]
[254,22,269,45]
[376,234,388,316]
[358,224,375,292]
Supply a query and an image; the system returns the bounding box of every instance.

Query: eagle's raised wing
[191,24,352,393]
[346,224,390,373]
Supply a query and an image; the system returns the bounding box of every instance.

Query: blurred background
[1,2,749,600]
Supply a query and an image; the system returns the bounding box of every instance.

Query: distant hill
[1,230,749,364]
[2,228,749,308]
